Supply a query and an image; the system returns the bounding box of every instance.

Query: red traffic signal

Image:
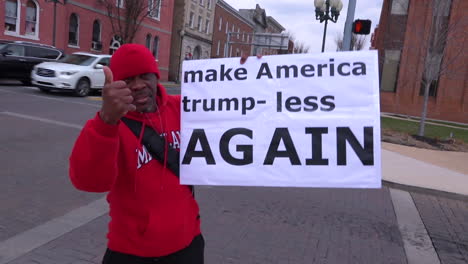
[352,19,371,35]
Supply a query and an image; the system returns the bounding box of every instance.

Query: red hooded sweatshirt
[69,84,201,257]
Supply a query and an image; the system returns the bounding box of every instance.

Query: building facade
[168,0,215,82]
[372,0,468,123]
[239,4,286,56]
[211,0,254,59]
[1,0,174,81]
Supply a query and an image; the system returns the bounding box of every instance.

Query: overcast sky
[225,0,384,53]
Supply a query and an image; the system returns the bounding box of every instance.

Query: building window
[229,45,232,57]
[92,20,102,50]
[225,22,228,33]
[116,0,124,8]
[152,36,159,60]
[5,0,19,33]
[205,19,210,34]
[216,41,220,56]
[380,50,401,92]
[145,34,152,49]
[218,17,222,31]
[237,28,240,39]
[231,24,234,34]
[419,78,439,97]
[25,0,38,36]
[207,0,211,9]
[193,45,201,59]
[247,34,250,43]
[242,33,245,41]
[148,0,161,19]
[391,0,409,15]
[189,12,195,28]
[199,0,204,6]
[198,16,202,31]
[68,13,79,46]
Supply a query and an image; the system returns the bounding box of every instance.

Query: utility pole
[342,0,357,51]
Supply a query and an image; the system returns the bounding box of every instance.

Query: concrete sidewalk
[382,142,468,196]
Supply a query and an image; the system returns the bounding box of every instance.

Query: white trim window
[197,16,202,32]
[5,0,19,33]
[68,13,79,46]
[225,22,228,33]
[116,0,124,8]
[152,36,159,60]
[148,0,161,20]
[237,28,240,39]
[205,19,210,34]
[189,12,195,28]
[145,34,152,49]
[92,19,102,50]
[25,0,38,37]
[218,17,222,31]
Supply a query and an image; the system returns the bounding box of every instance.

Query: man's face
[124,73,158,113]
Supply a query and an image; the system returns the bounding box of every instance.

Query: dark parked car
[0,41,64,85]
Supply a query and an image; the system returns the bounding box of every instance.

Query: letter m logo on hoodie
[136,146,153,169]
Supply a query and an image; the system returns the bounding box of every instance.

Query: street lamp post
[314,0,343,52]
[46,0,65,47]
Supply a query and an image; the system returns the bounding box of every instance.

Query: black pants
[102,234,204,264]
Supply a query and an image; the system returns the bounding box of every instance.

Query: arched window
[68,13,79,46]
[25,0,38,36]
[193,46,201,60]
[152,36,159,59]
[92,20,101,42]
[145,34,152,49]
[5,0,19,33]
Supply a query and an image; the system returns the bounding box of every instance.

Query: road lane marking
[88,96,103,101]
[0,197,108,264]
[389,188,440,264]
[1,111,83,130]
[0,88,100,108]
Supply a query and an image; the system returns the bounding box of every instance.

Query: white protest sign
[180,51,381,188]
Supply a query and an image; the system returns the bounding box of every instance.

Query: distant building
[168,0,215,82]
[239,4,286,56]
[0,0,174,81]
[372,0,467,123]
[211,0,254,59]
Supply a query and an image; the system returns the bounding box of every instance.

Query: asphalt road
[1,83,467,264]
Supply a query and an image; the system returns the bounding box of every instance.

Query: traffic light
[352,19,372,35]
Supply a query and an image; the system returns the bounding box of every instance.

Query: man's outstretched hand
[99,66,136,125]
[240,54,263,65]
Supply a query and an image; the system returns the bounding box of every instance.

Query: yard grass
[381,117,468,143]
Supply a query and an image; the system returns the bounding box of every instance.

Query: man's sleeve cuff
[92,112,120,137]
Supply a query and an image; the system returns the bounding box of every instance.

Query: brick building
[168,0,215,82]
[211,0,254,59]
[1,0,174,81]
[372,0,468,123]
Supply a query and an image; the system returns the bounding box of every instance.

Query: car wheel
[38,87,50,93]
[21,80,32,86]
[75,78,90,97]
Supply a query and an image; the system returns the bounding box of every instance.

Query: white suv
[31,52,111,96]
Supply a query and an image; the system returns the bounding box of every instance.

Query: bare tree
[335,33,367,51]
[99,0,162,44]
[417,0,467,136]
[285,31,310,54]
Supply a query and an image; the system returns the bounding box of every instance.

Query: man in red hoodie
[69,44,203,264]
